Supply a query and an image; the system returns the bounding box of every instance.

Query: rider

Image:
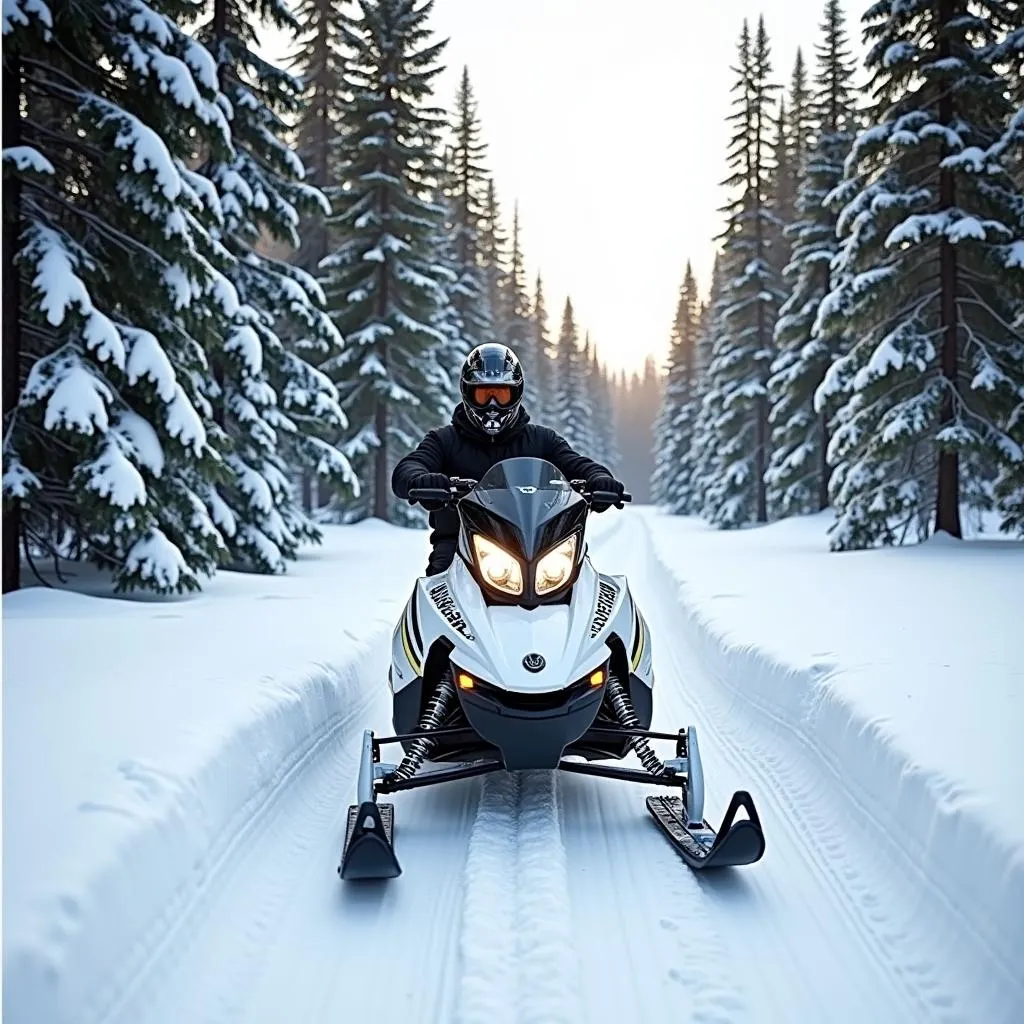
[392,344,626,575]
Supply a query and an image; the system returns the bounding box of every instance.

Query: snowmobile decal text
[428,583,476,641]
[590,581,618,637]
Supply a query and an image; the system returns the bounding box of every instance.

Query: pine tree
[691,257,727,515]
[198,0,353,572]
[504,203,535,400]
[767,0,859,516]
[290,0,347,275]
[2,0,242,592]
[447,67,493,352]
[652,263,702,512]
[770,50,814,280]
[531,272,553,418]
[320,0,449,521]
[815,0,1024,548]
[703,18,785,527]
[552,298,591,449]
[479,178,509,346]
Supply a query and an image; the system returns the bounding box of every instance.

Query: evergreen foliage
[446,66,493,353]
[2,0,240,592]
[198,0,353,571]
[767,0,859,516]
[551,298,592,449]
[702,17,786,527]
[530,272,554,417]
[651,263,703,512]
[815,0,1024,548]
[319,0,450,521]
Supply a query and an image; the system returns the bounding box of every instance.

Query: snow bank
[642,509,1024,1013]
[2,522,429,1024]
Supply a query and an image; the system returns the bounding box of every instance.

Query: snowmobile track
[636,517,1004,1022]
[79,512,1020,1024]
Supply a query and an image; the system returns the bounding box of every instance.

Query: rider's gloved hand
[589,474,625,512]
[409,472,453,511]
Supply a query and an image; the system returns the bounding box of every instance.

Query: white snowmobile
[339,457,764,880]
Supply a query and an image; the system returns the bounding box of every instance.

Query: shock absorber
[606,674,667,777]
[391,673,456,782]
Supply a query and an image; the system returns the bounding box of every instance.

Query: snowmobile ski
[647,789,764,869]
[338,801,401,880]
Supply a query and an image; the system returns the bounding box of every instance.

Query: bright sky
[264,1,866,374]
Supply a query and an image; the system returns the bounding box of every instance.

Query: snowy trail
[77,514,1017,1024]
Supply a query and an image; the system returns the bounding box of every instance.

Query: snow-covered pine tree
[197,0,354,573]
[651,262,702,512]
[479,178,509,346]
[770,50,814,280]
[531,272,553,418]
[585,340,609,466]
[290,0,346,276]
[447,67,493,352]
[320,0,449,521]
[504,203,536,401]
[552,299,592,449]
[2,0,244,593]
[690,255,725,515]
[702,17,786,527]
[815,0,1024,548]
[767,0,859,517]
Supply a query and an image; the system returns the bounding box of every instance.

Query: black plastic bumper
[458,686,605,770]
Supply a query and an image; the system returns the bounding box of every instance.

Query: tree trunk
[818,411,831,512]
[210,0,228,431]
[934,0,962,539]
[3,57,23,593]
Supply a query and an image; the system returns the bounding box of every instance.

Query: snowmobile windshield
[466,460,581,565]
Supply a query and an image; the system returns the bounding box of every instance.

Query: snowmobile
[339,457,764,880]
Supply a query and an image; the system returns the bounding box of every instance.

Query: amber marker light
[589,669,605,687]
[458,672,475,690]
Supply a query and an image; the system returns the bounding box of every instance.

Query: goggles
[470,385,515,407]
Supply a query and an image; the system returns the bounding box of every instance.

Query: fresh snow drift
[3,510,1023,1023]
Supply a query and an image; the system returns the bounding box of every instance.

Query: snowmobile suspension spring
[391,675,456,782]
[606,675,667,777]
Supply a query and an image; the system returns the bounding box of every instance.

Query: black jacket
[392,405,611,558]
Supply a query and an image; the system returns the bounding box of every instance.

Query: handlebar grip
[407,487,453,504]
[590,490,632,503]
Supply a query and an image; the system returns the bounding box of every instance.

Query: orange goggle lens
[472,385,514,406]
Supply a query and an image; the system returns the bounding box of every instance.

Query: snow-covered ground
[4,510,1022,1023]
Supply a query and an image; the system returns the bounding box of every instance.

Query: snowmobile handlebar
[407,477,478,508]
[408,478,632,510]
[570,480,633,509]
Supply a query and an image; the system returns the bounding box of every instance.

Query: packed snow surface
[4,511,1022,1023]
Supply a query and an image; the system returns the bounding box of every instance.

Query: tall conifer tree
[552,299,591,448]
[816,0,1024,547]
[447,67,493,351]
[320,0,449,521]
[767,0,859,516]
[2,0,239,592]
[652,263,703,512]
[702,18,785,527]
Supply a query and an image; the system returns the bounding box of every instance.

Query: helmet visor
[471,385,515,407]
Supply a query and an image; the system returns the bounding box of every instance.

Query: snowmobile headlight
[534,535,578,595]
[472,535,524,596]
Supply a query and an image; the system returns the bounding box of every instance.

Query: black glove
[589,474,625,512]
[409,472,452,511]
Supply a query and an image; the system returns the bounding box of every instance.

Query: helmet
[460,344,525,436]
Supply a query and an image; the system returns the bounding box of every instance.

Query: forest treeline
[2,0,631,593]
[3,0,1021,596]
[653,1,1023,548]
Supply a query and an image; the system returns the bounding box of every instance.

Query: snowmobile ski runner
[338,457,765,880]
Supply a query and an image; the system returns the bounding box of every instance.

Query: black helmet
[460,344,525,436]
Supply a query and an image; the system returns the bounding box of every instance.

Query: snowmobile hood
[458,457,587,565]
